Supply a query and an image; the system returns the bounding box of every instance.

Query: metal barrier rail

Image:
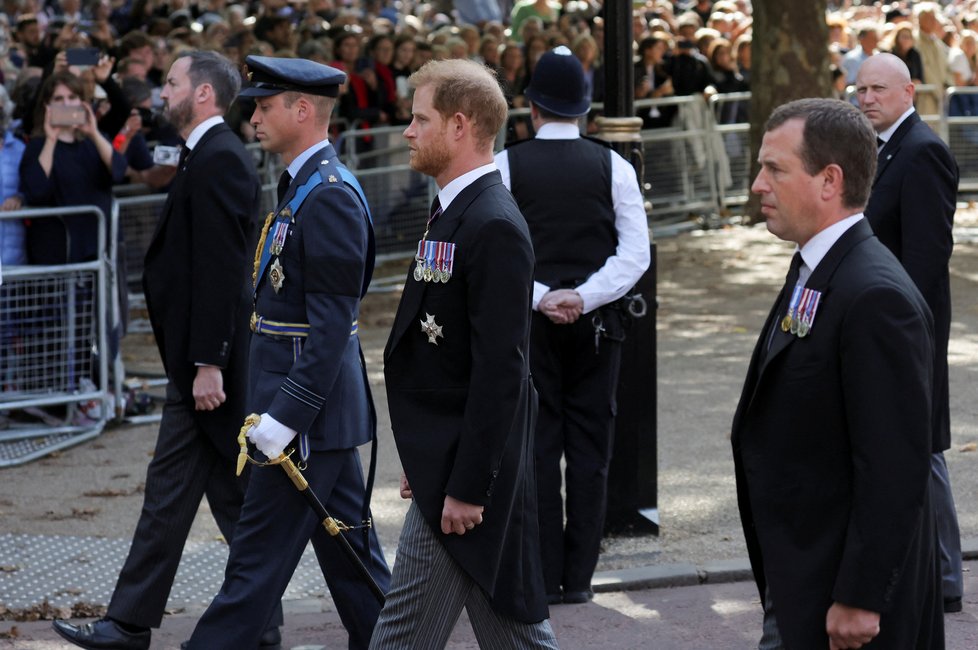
[713,85,976,210]
[943,86,978,194]
[0,207,111,466]
[635,96,722,221]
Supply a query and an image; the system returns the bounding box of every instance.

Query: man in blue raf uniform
[496,47,650,605]
[186,56,390,650]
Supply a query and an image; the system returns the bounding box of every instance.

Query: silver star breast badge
[420,313,443,345]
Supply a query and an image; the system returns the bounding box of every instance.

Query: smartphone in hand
[66,47,100,67]
[50,104,87,127]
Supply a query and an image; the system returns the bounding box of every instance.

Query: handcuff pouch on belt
[591,292,648,352]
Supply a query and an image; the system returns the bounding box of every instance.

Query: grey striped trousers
[369,501,559,649]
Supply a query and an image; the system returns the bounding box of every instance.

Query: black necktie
[178,145,190,169]
[277,171,292,204]
[877,136,886,150]
[428,197,442,226]
[765,252,803,352]
[422,197,442,238]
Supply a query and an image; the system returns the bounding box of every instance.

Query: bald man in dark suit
[857,52,963,614]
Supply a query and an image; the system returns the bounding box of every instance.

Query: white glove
[246,412,297,460]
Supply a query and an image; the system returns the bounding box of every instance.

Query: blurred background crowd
[4,0,978,335]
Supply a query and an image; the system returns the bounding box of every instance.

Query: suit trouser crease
[107,386,251,628]
[931,451,963,599]
[370,501,557,650]
[531,312,621,593]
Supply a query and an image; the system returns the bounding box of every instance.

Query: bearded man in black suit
[734,98,943,649]
[53,51,284,649]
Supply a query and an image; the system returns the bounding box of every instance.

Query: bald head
[855,53,915,132]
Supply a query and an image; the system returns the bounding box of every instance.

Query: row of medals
[413,259,452,283]
[781,311,813,338]
[779,285,822,339]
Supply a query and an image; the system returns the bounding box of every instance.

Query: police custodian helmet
[523,46,590,117]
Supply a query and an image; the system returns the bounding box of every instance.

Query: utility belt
[590,293,649,353]
[250,313,359,339]
[548,277,649,351]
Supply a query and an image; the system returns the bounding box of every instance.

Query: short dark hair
[765,98,877,210]
[118,31,153,56]
[15,14,38,32]
[177,50,241,112]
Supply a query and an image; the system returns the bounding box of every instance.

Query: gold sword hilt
[236,413,291,475]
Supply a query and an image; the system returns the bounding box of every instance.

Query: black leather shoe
[52,618,150,650]
[944,596,963,613]
[180,626,282,650]
[562,589,594,604]
[546,592,563,605]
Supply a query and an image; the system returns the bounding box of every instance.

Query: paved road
[5,561,976,649]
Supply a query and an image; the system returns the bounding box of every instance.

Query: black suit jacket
[143,123,260,442]
[732,220,942,648]
[384,171,548,624]
[866,111,958,452]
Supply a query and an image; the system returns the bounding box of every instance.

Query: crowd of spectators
[6,1,978,409]
[5,1,978,258]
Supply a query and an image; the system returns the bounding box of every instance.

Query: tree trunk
[748,0,833,222]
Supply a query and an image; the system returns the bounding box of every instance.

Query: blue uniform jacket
[250,143,374,451]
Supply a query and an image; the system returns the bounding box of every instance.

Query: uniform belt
[250,313,358,337]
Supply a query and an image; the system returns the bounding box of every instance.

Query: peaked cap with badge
[187,55,389,649]
[241,55,347,97]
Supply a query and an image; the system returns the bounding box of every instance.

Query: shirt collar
[798,213,864,277]
[437,162,497,210]
[287,138,332,179]
[876,106,915,145]
[184,115,224,151]
[536,121,581,140]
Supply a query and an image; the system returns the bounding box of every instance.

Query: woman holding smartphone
[19,71,125,402]
[20,70,125,265]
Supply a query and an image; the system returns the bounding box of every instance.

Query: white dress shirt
[495,121,651,313]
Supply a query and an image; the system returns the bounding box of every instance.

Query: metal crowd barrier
[713,85,976,210]
[710,92,751,209]
[944,86,978,194]
[636,96,722,221]
[0,207,111,467]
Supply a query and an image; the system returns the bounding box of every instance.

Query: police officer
[495,47,651,604]
[186,56,390,649]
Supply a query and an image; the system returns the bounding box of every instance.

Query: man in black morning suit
[370,59,557,648]
[186,55,389,650]
[856,52,963,614]
[734,99,942,649]
[52,51,284,650]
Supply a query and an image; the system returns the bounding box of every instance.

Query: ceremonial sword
[236,414,386,605]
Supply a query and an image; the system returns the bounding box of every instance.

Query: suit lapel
[385,171,501,359]
[752,219,874,390]
[874,112,919,184]
[149,123,230,256]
